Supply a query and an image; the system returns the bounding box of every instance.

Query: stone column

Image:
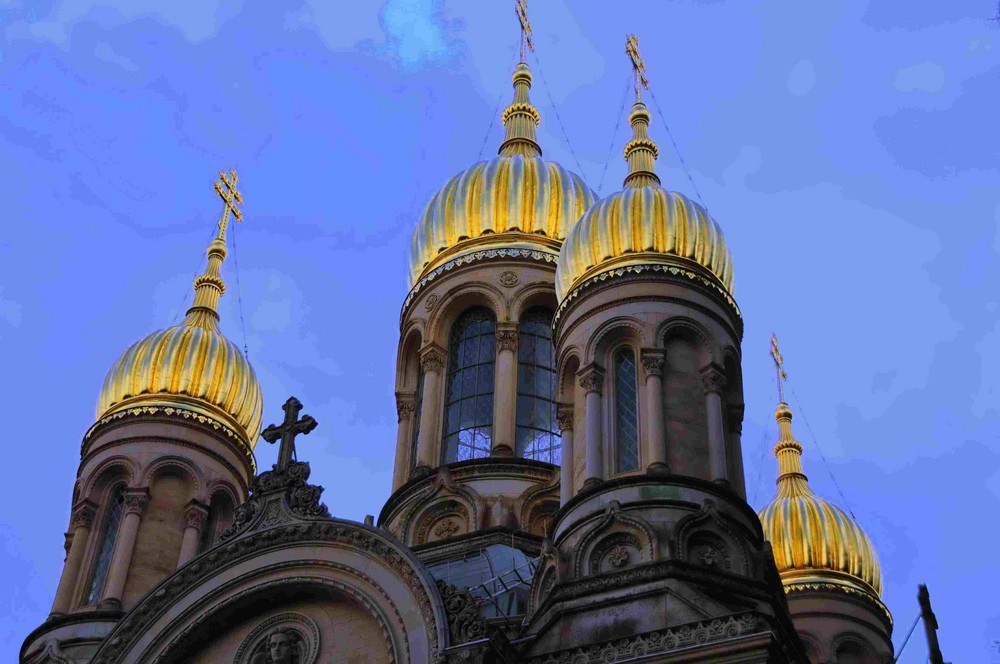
[50,501,97,615]
[702,367,729,485]
[392,392,415,490]
[640,350,669,475]
[556,405,574,504]
[415,345,446,472]
[727,404,746,499]
[176,501,209,568]
[100,488,148,608]
[493,324,518,458]
[578,364,605,487]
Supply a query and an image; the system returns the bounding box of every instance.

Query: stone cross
[261,396,318,471]
[213,169,243,240]
[770,333,788,403]
[626,34,648,101]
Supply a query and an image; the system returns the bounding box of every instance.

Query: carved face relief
[236,614,319,664]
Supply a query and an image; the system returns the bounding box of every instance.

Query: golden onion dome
[555,101,733,303]
[95,182,263,448]
[408,62,596,288]
[758,402,883,600]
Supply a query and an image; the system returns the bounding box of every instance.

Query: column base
[491,444,515,458]
[582,477,602,489]
[98,598,122,611]
[410,465,433,481]
[646,463,671,476]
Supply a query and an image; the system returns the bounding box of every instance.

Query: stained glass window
[84,485,126,605]
[614,348,640,472]
[516,308,560,464]
[442,308,495,462]
[410,365,424,468]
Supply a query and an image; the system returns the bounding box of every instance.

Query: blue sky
[0,1,996,661]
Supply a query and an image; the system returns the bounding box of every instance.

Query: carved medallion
[499,271,519,287]
[235,613,320,664]
[608,546,630,567]
[424,293,439,310]
[433,519,460,539]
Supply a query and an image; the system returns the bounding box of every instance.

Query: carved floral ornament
[496,328,518,353]
[420,347,446,374]
[396,400,416,422]
[499,270,519,287]
[640,352,664,378]
[577,366,605,394]
[556,407,574,432]
[70,502,97,530]
[124,490,150,516]
[701,368,727,394]
[185,503,209,530]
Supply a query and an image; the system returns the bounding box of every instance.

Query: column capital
[123,488,150,516]
[496,325,519,353]
[556,405,574,433]
[578,364,605,395]
[395,391,416,422]
[70,500,98,530]
[184,501,209,530]
[640,349,665,378]
[419,344,446,374]
[701,366,727,394]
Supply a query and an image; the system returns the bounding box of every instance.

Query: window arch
[442,307,496,462]
[516,307,560,463]
[84,484,126,605]
[614,347,640,472]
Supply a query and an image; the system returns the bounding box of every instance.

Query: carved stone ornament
[433,519,460,539]
[436,580,489,644]
[184,504,209,530]
[396,400,416,422]
[498,271,519,287]
[420,347,446,374]
[123,491,149,516]
[70,502,97,530]
[220,461,330,542]
[608,546,630,568]
[234,613,320,664]
[424,293,440,311]
[556,407,574,433]
[701,368,727,394]
[496,328,518,353]
[640,353,664,378]
[577,366,605,394]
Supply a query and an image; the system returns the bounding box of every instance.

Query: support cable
[597,73,633,196]
[530,48,592,189]
[893,611,922,663]
[647,86,710,214]
[788,384,857,520]
[477,37,522,162]
[229,219,251,359]
[751,415,772,506]
[170,225,218,324]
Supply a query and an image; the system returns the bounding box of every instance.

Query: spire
[498,1,541,158]
[769,335,809,488]
[184,170,243,329]
[623,34,660,188]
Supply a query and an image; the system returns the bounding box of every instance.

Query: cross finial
[516,0,534,61]
[770,333,788,403]
[213,169,243,243]
[626,34,649,102]
[260,396,318,471]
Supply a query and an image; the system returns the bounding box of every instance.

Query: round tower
[22,172,263,663]
[378,35,597,618]
[759,402,893,662]
[522,37,806,663]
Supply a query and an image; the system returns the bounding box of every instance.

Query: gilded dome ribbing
[96,178,263,448]
[408,62,596,287]
[555,102,733,302]
[758,403,883,600]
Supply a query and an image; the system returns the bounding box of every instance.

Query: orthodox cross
[213,169,243,241]
[515,0,534,61]
[261,396,318,471]
[770,333,788,403]
[626,34,649,102]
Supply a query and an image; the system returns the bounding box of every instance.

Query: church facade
[21,24,894,664]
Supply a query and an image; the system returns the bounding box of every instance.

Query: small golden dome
[758,403,883,600]
[408,62,596,287]
[95,184,263,448]
[555,102,733,302]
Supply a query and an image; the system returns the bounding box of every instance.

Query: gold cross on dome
[626,34,649,101]
[213,169,243,241]
[516,0,534,60]
[770,333,788,403]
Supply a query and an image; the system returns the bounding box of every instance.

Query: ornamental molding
[402,247,559,323]
[555,262,741,325]
[784,581,892,624]
[524,614,760,664]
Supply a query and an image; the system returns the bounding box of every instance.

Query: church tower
[759,394,893,662]
[520,36,807,662]
[22,172,263,662]
[378,1,596,621]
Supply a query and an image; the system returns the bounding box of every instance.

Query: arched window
[614,348,640,472]
[410,365,424,468]
[516,308,560,463]
[84,485,126,605]
[442,308,496,462]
